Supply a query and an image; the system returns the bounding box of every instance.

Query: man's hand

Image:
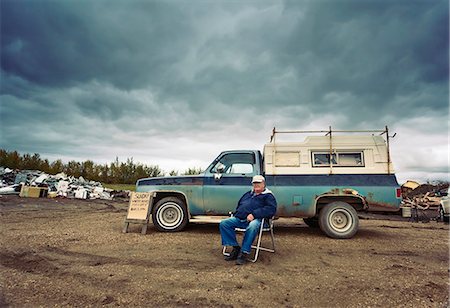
[247,213,254,222]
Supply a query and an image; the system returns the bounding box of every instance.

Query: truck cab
[136,127,402,239]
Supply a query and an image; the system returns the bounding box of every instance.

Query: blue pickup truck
[136,128,402,239]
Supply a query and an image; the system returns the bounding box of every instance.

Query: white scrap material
[100,191,113,200]
[54,172,67,180]
[89,187,104,199]
[57,181,69,196]
[75,188,88,199]
[0,185,19,194]
[33,174,48,184]
[93,187,104,194]
[0,168,128,200]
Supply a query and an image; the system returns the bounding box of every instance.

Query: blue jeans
[219,217,262,254]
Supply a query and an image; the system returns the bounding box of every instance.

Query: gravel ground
[0,195,449,307]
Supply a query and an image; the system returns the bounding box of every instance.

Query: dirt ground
[0,195,449,308]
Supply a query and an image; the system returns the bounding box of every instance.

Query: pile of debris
[0,167,129,200]
[400,180,448,222]
[401,180,448,207]
[402,192,443,210]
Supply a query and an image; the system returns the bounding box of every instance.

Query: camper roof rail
[269,126,390,142]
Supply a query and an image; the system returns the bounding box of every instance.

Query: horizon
[1,146,448,185]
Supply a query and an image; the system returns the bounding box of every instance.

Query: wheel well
[315,195,366,214]
[152,192,189,215]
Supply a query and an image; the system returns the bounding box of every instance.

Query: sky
[0,0,448,183]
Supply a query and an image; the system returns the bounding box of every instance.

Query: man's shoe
[224,246,240,261]
[236,252,249,265]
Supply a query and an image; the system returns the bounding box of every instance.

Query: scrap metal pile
[402,192,443,210]
[0,167,128,200]
[401,181,448,208]
[401,180,448,222]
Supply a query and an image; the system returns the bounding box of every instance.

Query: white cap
[252,175,265,183]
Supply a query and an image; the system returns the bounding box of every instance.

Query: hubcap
[157,202,183,229]
[328,209,352,233]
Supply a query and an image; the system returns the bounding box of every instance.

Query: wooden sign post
[123,192,153,234]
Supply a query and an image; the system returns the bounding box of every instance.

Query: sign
[123,192,153,234]
[126,192,152,220]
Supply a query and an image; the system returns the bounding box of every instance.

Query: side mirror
[214,173,222,181]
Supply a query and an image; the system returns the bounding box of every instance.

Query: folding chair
[222,217,275,263]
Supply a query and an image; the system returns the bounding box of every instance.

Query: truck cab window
[228,163,254,174]
[210,153,255,175]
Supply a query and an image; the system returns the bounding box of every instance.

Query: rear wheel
[152,197,188,232]
[319,201,359,239]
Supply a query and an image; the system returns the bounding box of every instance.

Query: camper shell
[136,127,402,239]
[264,135,394,175]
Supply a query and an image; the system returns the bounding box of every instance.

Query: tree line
[0,149,202,184]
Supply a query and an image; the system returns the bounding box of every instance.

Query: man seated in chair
[219,175,277,265]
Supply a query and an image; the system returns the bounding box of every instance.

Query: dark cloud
[0,0,448,180]
[1,0,193,89]
[279,1,448,112]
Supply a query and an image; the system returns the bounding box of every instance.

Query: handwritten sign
[126,192,152,220]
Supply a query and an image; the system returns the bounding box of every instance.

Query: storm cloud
[0,0,448,182]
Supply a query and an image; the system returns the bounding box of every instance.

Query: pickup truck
[136,128,402,239]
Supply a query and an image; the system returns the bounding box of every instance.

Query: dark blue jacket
[234,188,277,220]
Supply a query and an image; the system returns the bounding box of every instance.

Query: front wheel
[319,201,359,239]
[152,197,188,232]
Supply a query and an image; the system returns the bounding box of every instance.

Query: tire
[152,197,188,232]
[319,201,359,239]
[303,217,320,228]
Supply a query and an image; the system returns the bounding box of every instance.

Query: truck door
[203,151,258,215]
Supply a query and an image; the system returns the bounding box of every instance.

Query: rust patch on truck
[318,188,362,197]
[315,188,369,211]
[366,201,400,212]
[328,188,340,195]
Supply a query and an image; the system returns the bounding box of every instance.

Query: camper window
[312,152,364,167]
[313,153,337,166]
[338,153,364,166]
